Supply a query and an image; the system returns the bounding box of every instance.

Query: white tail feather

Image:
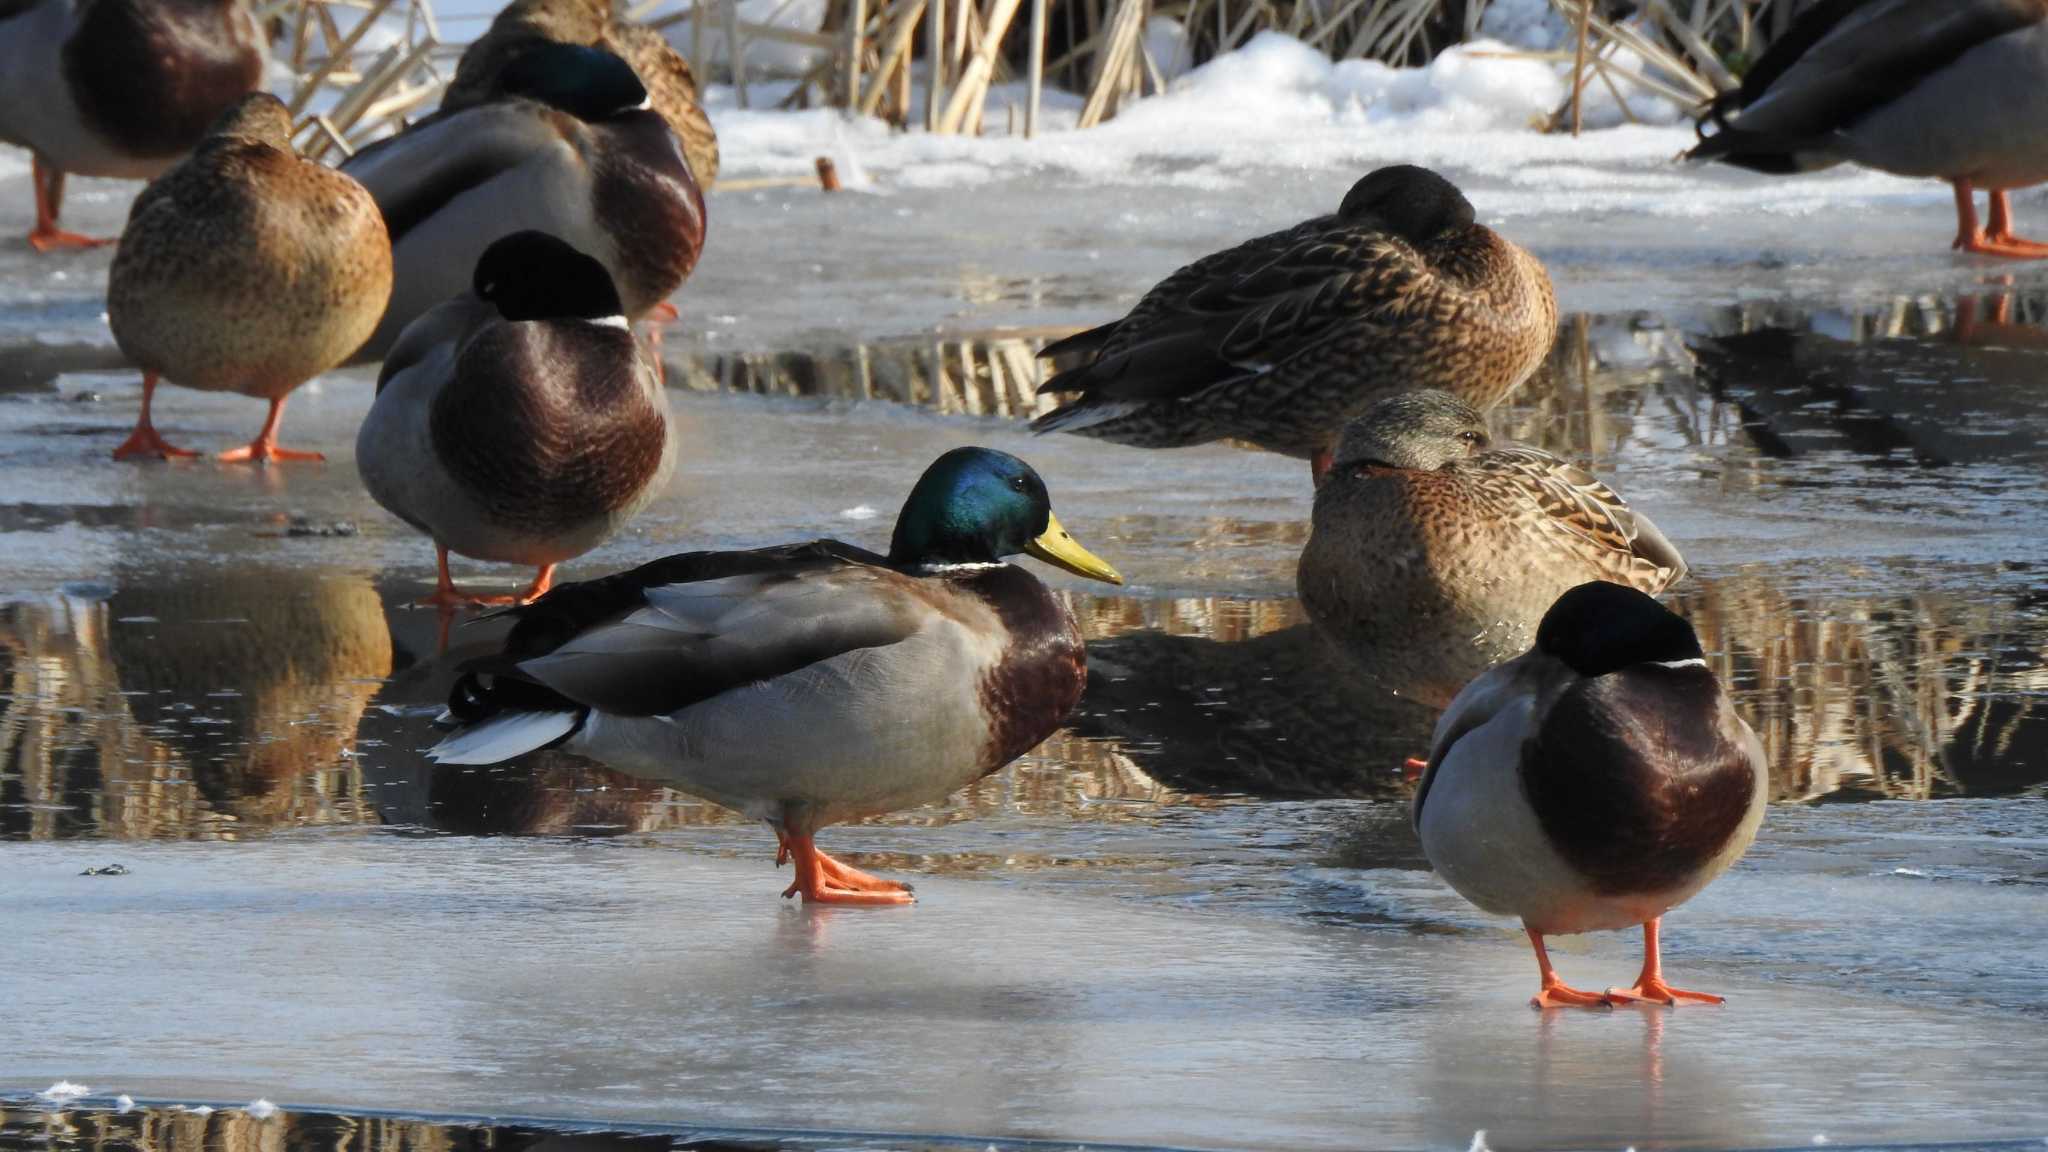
[428,711,579,765]
[1030,400,1143,435]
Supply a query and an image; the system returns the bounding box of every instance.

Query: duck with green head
[429,447,1124,905]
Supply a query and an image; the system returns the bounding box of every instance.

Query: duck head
[496,41,648,121]
[1337,165,1476,243]
[473,231,627,323]
[888,447,1123,584]
[1331,389,1490,473]
[1536,581,1705,678]
[200,91,295,150]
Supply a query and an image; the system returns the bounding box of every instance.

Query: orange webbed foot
[1532,978,1614,1010]
[781,835,915,906]
[218,442,325,463]
[28,227,111,252]
[1607,977,1724,1007]
[1954,232,2048,260]
[112,424,200,461]
[410,587,509,611]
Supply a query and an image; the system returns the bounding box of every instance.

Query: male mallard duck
[1030,165,1556,482]
[0,0,264,251]
[1297,390,1685,709]
[443,0,719,186]
[428,447,1124,905]
[1689,0,2048,258]
[1415,580,1767,1009]
[357,230,675,609]
[339,41,705,360]
[105,93,392,462]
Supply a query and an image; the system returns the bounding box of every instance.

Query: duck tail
[428,662,585,765]
[1029,397,1142,435]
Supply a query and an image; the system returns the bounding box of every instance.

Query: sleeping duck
[429,447,1124,905]
[1031,165,1556,482]
[357,231,674,609]
[1690,0,2048,258]
[340,41,705,360]
[443,0,719,186]
[1297,390,1685,709]
[1415,580,1768,1008]
[0,0,265,250]
[106,93,391,462]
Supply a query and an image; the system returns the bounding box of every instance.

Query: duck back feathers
[433,320,669,535]
[63,0,264,159]
[1689,0,2048,172]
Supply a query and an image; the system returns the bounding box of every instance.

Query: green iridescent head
[888,447,1122,583]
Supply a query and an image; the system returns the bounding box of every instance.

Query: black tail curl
[444,658,583,726]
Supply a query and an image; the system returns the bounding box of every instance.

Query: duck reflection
[0,564,392,840]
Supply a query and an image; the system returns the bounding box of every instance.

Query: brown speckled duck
[356,231,676,609]
[1296,390,1686,709]
[1031,165,1557,481]
[105,93,392,462]
[427,447,1124,905]
[443,0,719,186]
[0,0,264,251]
[340,41,705,362]
[1416,581,1766,1008]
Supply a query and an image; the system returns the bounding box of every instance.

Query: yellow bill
[1025,512,1123,585]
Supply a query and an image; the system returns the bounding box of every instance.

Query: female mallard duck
[1030,165,1556,482]
[339,41,705,361]
[357,230,675,609]
[428,447,1124,905]
[1297,390,1685,709]
[105,93,392,462]
[442,0,719,186]
[0,0,264,251]
[1416,580,1767,1008]
[1689,0,2048,258]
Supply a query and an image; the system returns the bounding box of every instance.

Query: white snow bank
[704,28,1942,221]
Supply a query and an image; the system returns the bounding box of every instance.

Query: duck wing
[1471,446,1688,583]
[374,295,498,395]
[340,99,578,245]
[1038,224,1429,405]
[457,542,923,718]
[1690,0,2045,168]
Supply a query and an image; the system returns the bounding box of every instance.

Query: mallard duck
[1030,165,1556,482]
[1415,580,1768,1009]
[105,93,391,462]
[428,446,1124,905]
[339,41,705,361]
[0,0,264,251]
[443,0,719,187]
[1689,0,2048,258]
[1296,390,1685,709]
[357,230,675,609]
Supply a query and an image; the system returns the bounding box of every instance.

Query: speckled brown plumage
[443,0,720,184]
[61,0,264,159]
[1033,166,1556,462]
[1297,398,1683,709]
[106,93,392,401]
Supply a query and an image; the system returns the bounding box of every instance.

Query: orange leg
[218,397,324,463]
[1952,181,2048,259]
[1607,918,1725,1006]
[778,829,915,906]
[412,545,495,611]
[1527,927,1612,1010]
[641,301,678,386]
[27,156,111,252]
[1401,757,1428,784]
[1310,444,1335,488]
[517,564,557,604]
[112,373,200,460]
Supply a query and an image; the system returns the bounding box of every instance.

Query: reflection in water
[0,1102,965,1152]
[0,567,391,840]
[4,290,2048,840]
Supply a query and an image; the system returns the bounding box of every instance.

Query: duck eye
[1010,476,1029,492]
[1457,430,1486,446]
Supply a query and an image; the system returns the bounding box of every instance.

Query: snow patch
[38,1082,91,1102]
[243,1100,280,1119]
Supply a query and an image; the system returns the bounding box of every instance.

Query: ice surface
[2,830,2046,1150]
